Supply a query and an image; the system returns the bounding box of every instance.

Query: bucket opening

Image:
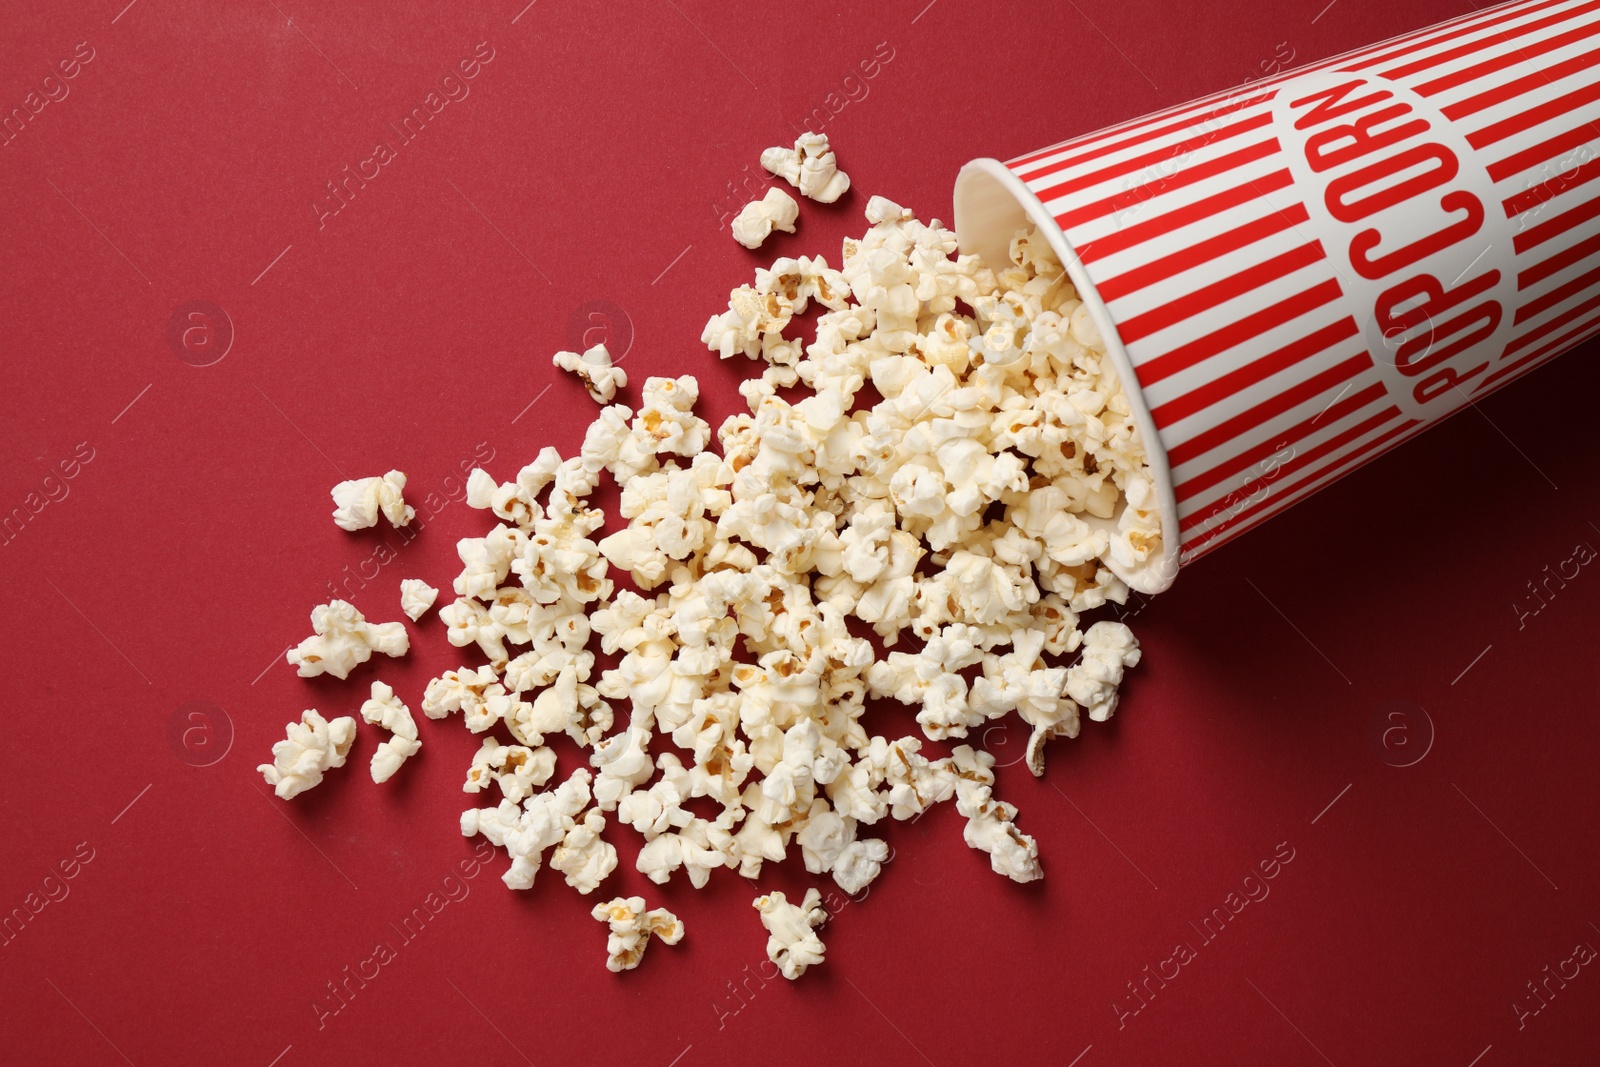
[953,158,1182,596]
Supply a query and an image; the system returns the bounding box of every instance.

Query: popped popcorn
[360,681,420,783]
[833,838,889,895]
[1066,621,1142,723]
[331,471,414,531]
[591,896,683,972]
[951,746,1041,883]
[464,737,556,802]
[258,710,357,800]
[422,665,503,731]
[461,768,593,890]
[864,195,911,226]
[553,344,629,404]
[268,146,1161,978]
[753,888,827,980]
[731,186,800,249]
[400,578,439,621]
[285,600,409,680]
[761,132,850,203]
[550,808,619,894]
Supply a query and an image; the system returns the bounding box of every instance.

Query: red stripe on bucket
[1137,278,1344,386]
[1164,356,1376,483]
[1051,139,1281,231]
[1444,43,1600,124]
[1116,241,1326,346]
[1517,226,1600,290]
[1482,302,1600,391]
[1075,169,1296,263]
[1487,118,1600,182]
[1420,8,1600,100]
[1504,284,1600,355]
[1469,78,1600,150]
[1011,92,1277,178]
[1374,0,1588,79]
[1503,152,1600,221]
[1514,258,1600,322]
[1149,316,1360,426]
[1095,203,1312,303]
[1023,113,1275,205]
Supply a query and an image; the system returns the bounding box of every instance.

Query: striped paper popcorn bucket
[954,0,1600,595]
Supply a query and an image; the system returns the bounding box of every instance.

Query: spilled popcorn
[286,600,408,681]
[762,131,850,203]
[753,889,827,979]
[553,344,629,405]
[331,471,414,531]
[400,578,439,621]
[261,152,1160,978]
[259,710,357,800]
[732,186,800,249]
[360,681,420,784]
[592,897,684,972]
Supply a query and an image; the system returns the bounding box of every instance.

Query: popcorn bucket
[955,0,1600,594]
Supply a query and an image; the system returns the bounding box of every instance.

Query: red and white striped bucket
[955,0,1600,594]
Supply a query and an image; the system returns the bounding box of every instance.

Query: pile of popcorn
[258,133,1157,978]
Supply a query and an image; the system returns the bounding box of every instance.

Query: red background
[2,1,1597,1064]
